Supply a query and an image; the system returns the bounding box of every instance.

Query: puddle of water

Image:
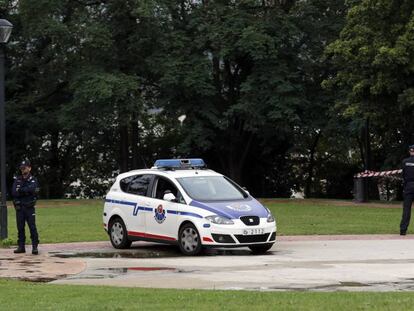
[204,249,256,256]
[263,282,372,291]
[128,267,176,271]
[64,266,183,281]
[52,245,181,259]
[20,277,57,283]
[53,251,180,259]
[97,267,177,273]
[52,246,268,259]
[339,281,369,287]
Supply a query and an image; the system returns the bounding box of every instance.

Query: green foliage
[2,0,376,199]
[325,0,414,173]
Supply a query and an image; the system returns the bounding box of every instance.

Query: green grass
[0,201,408,309]
[264,199,401,235]
[0,279,413,310]
[6,199,107,244]
[3,198,403,245]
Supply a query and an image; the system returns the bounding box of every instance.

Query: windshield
[177,176,247,201]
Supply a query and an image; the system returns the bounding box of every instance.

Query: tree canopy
[1,0,411,199]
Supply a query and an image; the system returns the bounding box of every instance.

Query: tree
[325,0,414,173]
[146,1,305,186]
[4,0,158,197]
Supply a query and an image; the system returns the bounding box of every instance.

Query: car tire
[178,223,202,256]
[248,243,274,254]
[109,217,132,249]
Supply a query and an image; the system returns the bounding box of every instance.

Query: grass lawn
[264,199,401,235]
[3,198,402,244]
[6,199,107,244]
[0,279,413,311]
[0,201,408,309]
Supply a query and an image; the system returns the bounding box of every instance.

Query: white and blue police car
[103,159,276,255]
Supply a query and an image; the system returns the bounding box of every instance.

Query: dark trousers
[401,192,414,232]
[16,207,39,247]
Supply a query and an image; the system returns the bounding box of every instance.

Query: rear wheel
[178,223,202,255]
[248,243,274,254]
[109,218,132,249]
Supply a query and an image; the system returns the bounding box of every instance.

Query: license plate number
[243,228,264,235]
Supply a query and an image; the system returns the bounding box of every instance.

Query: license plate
[243,228,264,235]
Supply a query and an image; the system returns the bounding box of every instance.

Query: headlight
[266,207,275,223]
[205,215,234,225]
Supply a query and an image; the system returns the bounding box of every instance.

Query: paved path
[1,235,414,291]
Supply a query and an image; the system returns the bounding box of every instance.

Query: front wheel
[248,243,274,254]
[178,223,202,255]
[109,217,132,249]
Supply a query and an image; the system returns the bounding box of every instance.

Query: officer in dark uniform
[11,160,40,254]
[400,145,414,235]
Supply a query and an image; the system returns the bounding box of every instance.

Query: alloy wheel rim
[111,222,124,245]
[181,227,199,252]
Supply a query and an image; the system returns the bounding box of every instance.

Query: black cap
[19,160,31,168]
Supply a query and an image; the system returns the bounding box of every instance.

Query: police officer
[11,160,40,254]
[400,145,414,235]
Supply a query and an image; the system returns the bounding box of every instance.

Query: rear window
[120,174,153,196]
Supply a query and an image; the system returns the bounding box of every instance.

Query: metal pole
[0,44,7,239]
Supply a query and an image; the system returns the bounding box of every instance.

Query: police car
[103,159,276,255]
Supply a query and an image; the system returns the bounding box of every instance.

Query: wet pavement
[0,245,86,282]
[2,235,414,291]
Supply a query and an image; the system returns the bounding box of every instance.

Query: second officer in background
[400,145,414,235]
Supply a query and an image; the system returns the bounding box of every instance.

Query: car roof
[116,168,222,180]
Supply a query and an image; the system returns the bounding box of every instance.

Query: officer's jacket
[11,174,39,208]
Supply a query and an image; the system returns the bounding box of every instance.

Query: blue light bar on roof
[154,158,205,168]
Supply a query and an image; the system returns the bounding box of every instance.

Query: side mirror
[163,191,177,202]
[242,187,250,195]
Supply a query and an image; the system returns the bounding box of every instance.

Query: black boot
[32,245,38,255]
[14,246,26,254]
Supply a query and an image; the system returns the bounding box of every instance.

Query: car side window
[154,177,186,204]
[120,174,153,196]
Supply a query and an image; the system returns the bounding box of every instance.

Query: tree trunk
[119,124,129,173]
[48,131,63,199]
[130,114,140,169]
[304,131,321,198]
[226,132,254,185]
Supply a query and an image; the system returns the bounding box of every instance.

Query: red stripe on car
[128,231,176,241]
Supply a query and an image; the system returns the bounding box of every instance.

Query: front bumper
[199,218,276,246]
